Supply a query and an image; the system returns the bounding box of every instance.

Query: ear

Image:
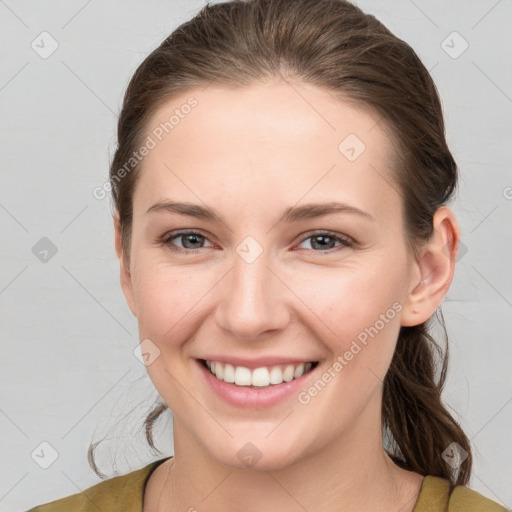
[400,206,460,327]
[113,213,137,317]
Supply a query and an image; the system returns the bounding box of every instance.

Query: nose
[215,248,291,341]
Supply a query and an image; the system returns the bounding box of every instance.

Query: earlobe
[400,206,460,327]
[113,214,137,317]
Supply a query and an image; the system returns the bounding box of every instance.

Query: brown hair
[90,0,472,486]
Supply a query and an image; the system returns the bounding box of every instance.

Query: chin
[203,436,307,472]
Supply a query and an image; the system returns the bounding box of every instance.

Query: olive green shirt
[26,457,507,511]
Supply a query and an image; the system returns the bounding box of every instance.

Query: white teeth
[251,367,269,387]
[293,363,305,379]
[269,366,283,384]
[234,366,252,386]
[223,363,235,383]
[282,365,295,382]
[214,362,224,380]
[204,360,316,387]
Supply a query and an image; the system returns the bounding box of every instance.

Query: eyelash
[159,229,354,255]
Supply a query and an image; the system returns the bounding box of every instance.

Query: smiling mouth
[198,358,319,387]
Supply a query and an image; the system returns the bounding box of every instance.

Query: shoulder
[449,483,509,512]
[26,458,171,512]
[415,476,508,512]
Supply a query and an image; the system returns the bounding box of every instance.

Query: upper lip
[197,356,319,369]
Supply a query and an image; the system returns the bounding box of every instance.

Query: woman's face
[118,80,421,470]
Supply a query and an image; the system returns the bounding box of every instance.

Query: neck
[157,392,423,512]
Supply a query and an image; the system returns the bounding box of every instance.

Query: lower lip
[195,358,319,409]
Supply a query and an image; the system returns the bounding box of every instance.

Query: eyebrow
[145,200,375,225]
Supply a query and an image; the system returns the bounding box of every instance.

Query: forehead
[132,81,400,222]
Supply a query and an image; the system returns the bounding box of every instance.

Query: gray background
[1,1,511,511]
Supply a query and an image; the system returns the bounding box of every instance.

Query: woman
[27,0,507,510]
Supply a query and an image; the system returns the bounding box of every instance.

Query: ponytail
[383,309,472,486]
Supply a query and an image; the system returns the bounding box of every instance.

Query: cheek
[296,272,404,413]
[131,262,198,341]
[299,259,405,373]
[305,261,404,332]
[131,246,408,356]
